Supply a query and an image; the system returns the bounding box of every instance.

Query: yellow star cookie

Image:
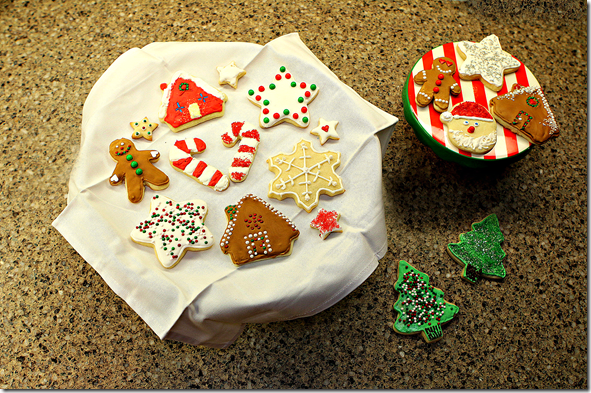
[267,139,345,213]
[130,117,159,141]
[310,118,339,145]
[216,61,246,89]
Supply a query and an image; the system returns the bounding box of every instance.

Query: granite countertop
[0,0,586,389]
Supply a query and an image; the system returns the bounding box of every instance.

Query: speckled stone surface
[0,0,586,389]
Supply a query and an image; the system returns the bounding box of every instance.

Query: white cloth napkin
[52,33,398,348]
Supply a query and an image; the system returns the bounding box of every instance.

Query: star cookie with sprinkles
[267,139,345,213]
[131,195,214,269]
[247,65,319,129]
[310,118,340,145]
[130,117,159,141]
[310,208,342,240]
[219,194,300,266]
[216,61,246,89]
[393,260,459,343]
[456,34,521,92]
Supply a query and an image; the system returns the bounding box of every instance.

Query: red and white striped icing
[169,138,230,192]
[407,42,535,160]
[221,121,261,183]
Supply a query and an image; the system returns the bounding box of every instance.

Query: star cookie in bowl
[456,34,521,92]
[267,139,345,213]
[440,101,497,154]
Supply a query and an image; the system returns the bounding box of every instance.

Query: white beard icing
[448,128,497,152]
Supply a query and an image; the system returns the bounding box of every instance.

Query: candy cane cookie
[169,138,230,192]
[221,121,261,183]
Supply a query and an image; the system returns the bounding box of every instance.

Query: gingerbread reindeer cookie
[109,138,169,203]
[414,57,461,112]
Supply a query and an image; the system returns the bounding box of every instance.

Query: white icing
[130,195,213,268]
[216,61,246,88]
[188,103,202,119]
[247,66,319,128]
[110,174,119,183]
[448,128,497,152]
[150,151,159,158]
[457,34,521,89]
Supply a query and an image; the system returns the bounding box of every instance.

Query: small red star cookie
[310,118,339,145]
[310,208,342,240]
[130,117,159,141]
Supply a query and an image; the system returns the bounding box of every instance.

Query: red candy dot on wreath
[292,113,299,119]
[160,83,168,90]
[275,74,281,80]
[285,73,291,79]
[300,82,306,88]
[273,113,280,119]
[258,86,265,92]
[301,106,308,113]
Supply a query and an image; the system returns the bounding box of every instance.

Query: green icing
[447,214,506,283]
[393,261,459,342]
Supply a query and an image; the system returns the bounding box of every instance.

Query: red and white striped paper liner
[407,42,536,160]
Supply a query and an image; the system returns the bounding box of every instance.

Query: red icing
[450,101,493,119]
[192,161,207,178]
[164,77,224,129]
[321,125,329,132]
[160,83,168,90]
[173,157,192,171]
[467,126,475,133]
[231,121,245,136]
[242,129,260,141]
[174,139,190,153]
[231,172,245,181]
[310,209,340,236]
[208,170,223,186]
[221,134,234,145]
[238,145,256,153]
[231,158,252,167]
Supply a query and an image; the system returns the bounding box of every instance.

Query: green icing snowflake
[447,214,506,283]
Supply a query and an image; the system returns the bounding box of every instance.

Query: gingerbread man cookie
[130,117,159,141]
[413,57,461,112]
[108,138,169,203]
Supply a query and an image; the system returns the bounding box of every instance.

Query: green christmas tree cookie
[393,260,459,343]
[447,214,506,283]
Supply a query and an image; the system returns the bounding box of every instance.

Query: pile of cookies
[109,63,345,269]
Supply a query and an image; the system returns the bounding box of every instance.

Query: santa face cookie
[489,83,559,145]
[219,194,300,266]
[159,71,228,132]
[131,195,214,269]
[247,66,319,129]
[108,138,169,203]
[440,101,497,154]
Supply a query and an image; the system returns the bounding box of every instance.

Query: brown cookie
[108,138,169,203]
[414,56,461,112]
[489,83,559,144]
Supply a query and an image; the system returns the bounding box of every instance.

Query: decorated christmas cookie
[169,138,229,192]
[216,61,246,89]
[393,261,459,343]
[310,209,342,240]
[159,71,228,132]
[130,117,159,141]
[221,121,261,183]
[247,65,319,128]
[131,195,214,269]
[447,214,507,283]
[456,34,521,92]
[413,56,461,112]
[108,138,169,203]
[219,194,300,266]
[489,83,559,144]
[310,118,340,145]
[440,101,498,154]
[267,139,345,213]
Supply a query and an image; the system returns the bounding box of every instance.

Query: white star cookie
[216,61,246,89]
[130,195,214,269]
[456,34,521,92]
[310,118,339,145]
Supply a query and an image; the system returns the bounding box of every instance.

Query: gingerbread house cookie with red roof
[159,71,228,132]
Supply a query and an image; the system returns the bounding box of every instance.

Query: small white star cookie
[216,61,246,89]
[310,118,339,145]
[130,117,159,141]
[310,209,343,240]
